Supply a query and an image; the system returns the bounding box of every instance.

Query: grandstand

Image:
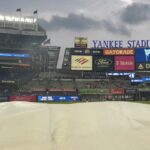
[0,14,48,95]
[1,24,150,102]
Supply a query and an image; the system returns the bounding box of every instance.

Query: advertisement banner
[9,96,36,102]
[114,56,135,71]
[91,49,102,55]
[0,53,31,58]
[48,88,76,92]
[136,63,150,71]
[125,89,137,94]
[74,37,87,48]
[93,56,114,71]
[111,88,124,94]
[71,55,92,70]
[131,79,143,83]
[141,77,150,82]
[71,48,102,55]
[37,96,80,102]
[135,48,150,62]
[1,80,15,84]
[71,49,84,55]
[103,48,134,55]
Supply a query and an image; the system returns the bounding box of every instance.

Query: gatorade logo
[138,64,144,70]
[75,58,88,65]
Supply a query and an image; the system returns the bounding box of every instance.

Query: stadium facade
[0,14,60,95]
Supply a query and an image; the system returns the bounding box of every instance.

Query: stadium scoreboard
[69,48,150,72]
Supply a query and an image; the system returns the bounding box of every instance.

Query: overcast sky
[1,0,150,67]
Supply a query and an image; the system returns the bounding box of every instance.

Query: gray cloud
[39,14,100,31]
[39,13,131,36]
[102,20,131,36]
[120,3,150,24]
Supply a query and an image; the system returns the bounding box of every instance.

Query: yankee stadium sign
[92,40,150,48]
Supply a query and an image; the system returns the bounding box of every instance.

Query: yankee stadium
[0,1,150,149]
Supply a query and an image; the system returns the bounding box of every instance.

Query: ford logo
[95,58,112,65]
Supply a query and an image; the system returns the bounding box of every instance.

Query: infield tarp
[0,102,150,150]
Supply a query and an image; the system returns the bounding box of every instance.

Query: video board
[69,47,150,72]
[136,63,150,71]
[135,48,150,62]
[93,56,114,71]
[103,48,134,55]
[71,55,92,70]
[74,37,87,48]
[114,56,135,71]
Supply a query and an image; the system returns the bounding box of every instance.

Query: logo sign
[107,72,135,78]
[131,79,143,83]
[141,77,150,82]
[103,48,134,55]
[71,49,84,55]
[71,55,92,70]
[92,40,150,48]
[115,56,135,71]
[144,49,150,61]
[9,96,36,102]
[37,96,80,102]
[136,63,150,70]
[0,53,31,58]
[71,48,102,55]
[1,80,15,84]
[135,48,150,62]
[125,89,137,94]
[38,96,53,101]
[84,49,91,54]
[91,49,102,55]
[111,88,124,94]
[74,37,87,48]
[94,56,114,71]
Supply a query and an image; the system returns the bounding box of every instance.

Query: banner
[141,77,150,82]
[114,56,135,71]
[74,37,87,48]
[47,88,76,92]
[125,89,137,94]
[93,56,114,71]
[37,96,80,102]
[71,48,102,55]
[136,63,150,71]
[1,80,15,84]
[9,96,36,102]
[91,49,102,55]
[71,49,84,55]
[107,72,135,78]
[111,88,124,94]
[71,55,92,70]
[103,48,134,55]
[135,48,150,62]
[0,53,30,58]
